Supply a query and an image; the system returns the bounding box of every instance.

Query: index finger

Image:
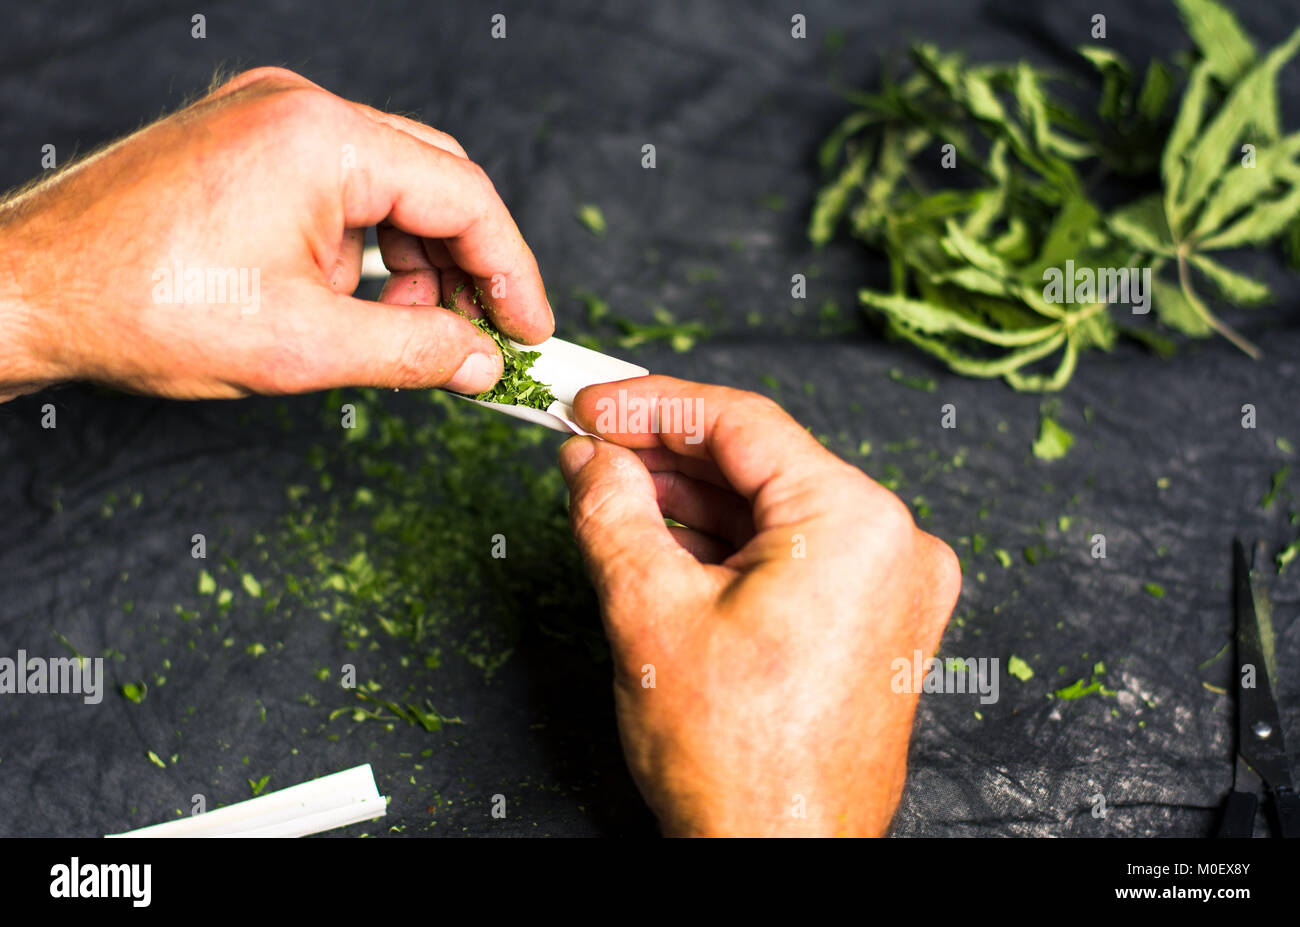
[571,376,852,502]
[337,111,553,344]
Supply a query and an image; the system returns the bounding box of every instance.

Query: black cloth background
[1,0,1298,836]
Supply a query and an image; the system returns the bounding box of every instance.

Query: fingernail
[558,436,596,483]
[446,352,498,394]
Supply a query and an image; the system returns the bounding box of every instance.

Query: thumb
[245,290,505,394]
[559,436,703,629]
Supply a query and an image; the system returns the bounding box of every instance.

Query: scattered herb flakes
[1143,582,1167,598]
[146,750,167,769]
[216,588,233,608]
[1198,641,1230,670]
[886,367,937,392]
[575,203,606,238]
[241,573,263,598]
[1261,466,1289,509]
[994,548,1013,569]
[197,569,216,596]
[121,682,147,704]
[1278,437,1296,455]
[1032,412,1074,462]
[1202,680,1228,695]
[248,775,271,796]
[245,643,268,658]
[1278,538,1299,573]
[1008,656,1034,682]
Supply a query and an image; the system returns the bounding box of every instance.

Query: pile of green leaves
[811,0,1300,390]
[469,318,557,411]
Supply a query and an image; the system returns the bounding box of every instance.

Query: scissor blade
[1232,539,1293,791]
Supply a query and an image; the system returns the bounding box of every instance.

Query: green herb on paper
[470,319,557,410]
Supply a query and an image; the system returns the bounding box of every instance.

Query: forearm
[0,223,55,401]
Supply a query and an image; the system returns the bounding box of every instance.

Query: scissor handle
[1217,790,1258,838]
[1275,786,1300,839]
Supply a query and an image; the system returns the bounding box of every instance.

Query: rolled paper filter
[456,336,648,436]
[105,763,387,838]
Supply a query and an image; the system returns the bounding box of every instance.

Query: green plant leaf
[1177,28,1300,223]
[1108,193,1176,254]
[1153,278,1212,335]
[1198,182,1300,250]
[1162,62,1214,227]
[1192,132,1300,237]
[1173,0,1257,83]
[1077,45,1131,123]
[1136,60,1176,122]
[1189,253,1272,304]
[859,290,1061,346]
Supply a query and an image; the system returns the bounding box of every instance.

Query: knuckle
[929,536,963,607]
[216,66,308,97]
[389,327,444,388]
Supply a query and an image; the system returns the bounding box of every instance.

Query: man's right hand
[558,376,961,836]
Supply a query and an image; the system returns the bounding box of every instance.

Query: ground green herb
[1261,465,1289,509]
[248,775,270,796]
[1008,655,1034,681]
[121,682,146,704]
[241,573,262,598]
[576,203,606,238]
[1278,538,1299,573]
[994,548,1013,568]
[197,569,216,596]
[1033,409,1074,461]
[146,750,166,769]
[811,0,1300,390]
[1143,582,1167,598]
[886,367,937,392]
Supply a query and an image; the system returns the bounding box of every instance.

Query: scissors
[1216,539,1300,838]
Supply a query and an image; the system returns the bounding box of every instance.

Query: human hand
[0,67,551,402]
[557,377,961,836]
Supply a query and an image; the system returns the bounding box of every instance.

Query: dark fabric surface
[1,0,1299,837]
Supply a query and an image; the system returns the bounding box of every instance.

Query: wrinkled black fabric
[0,0,1297,837]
